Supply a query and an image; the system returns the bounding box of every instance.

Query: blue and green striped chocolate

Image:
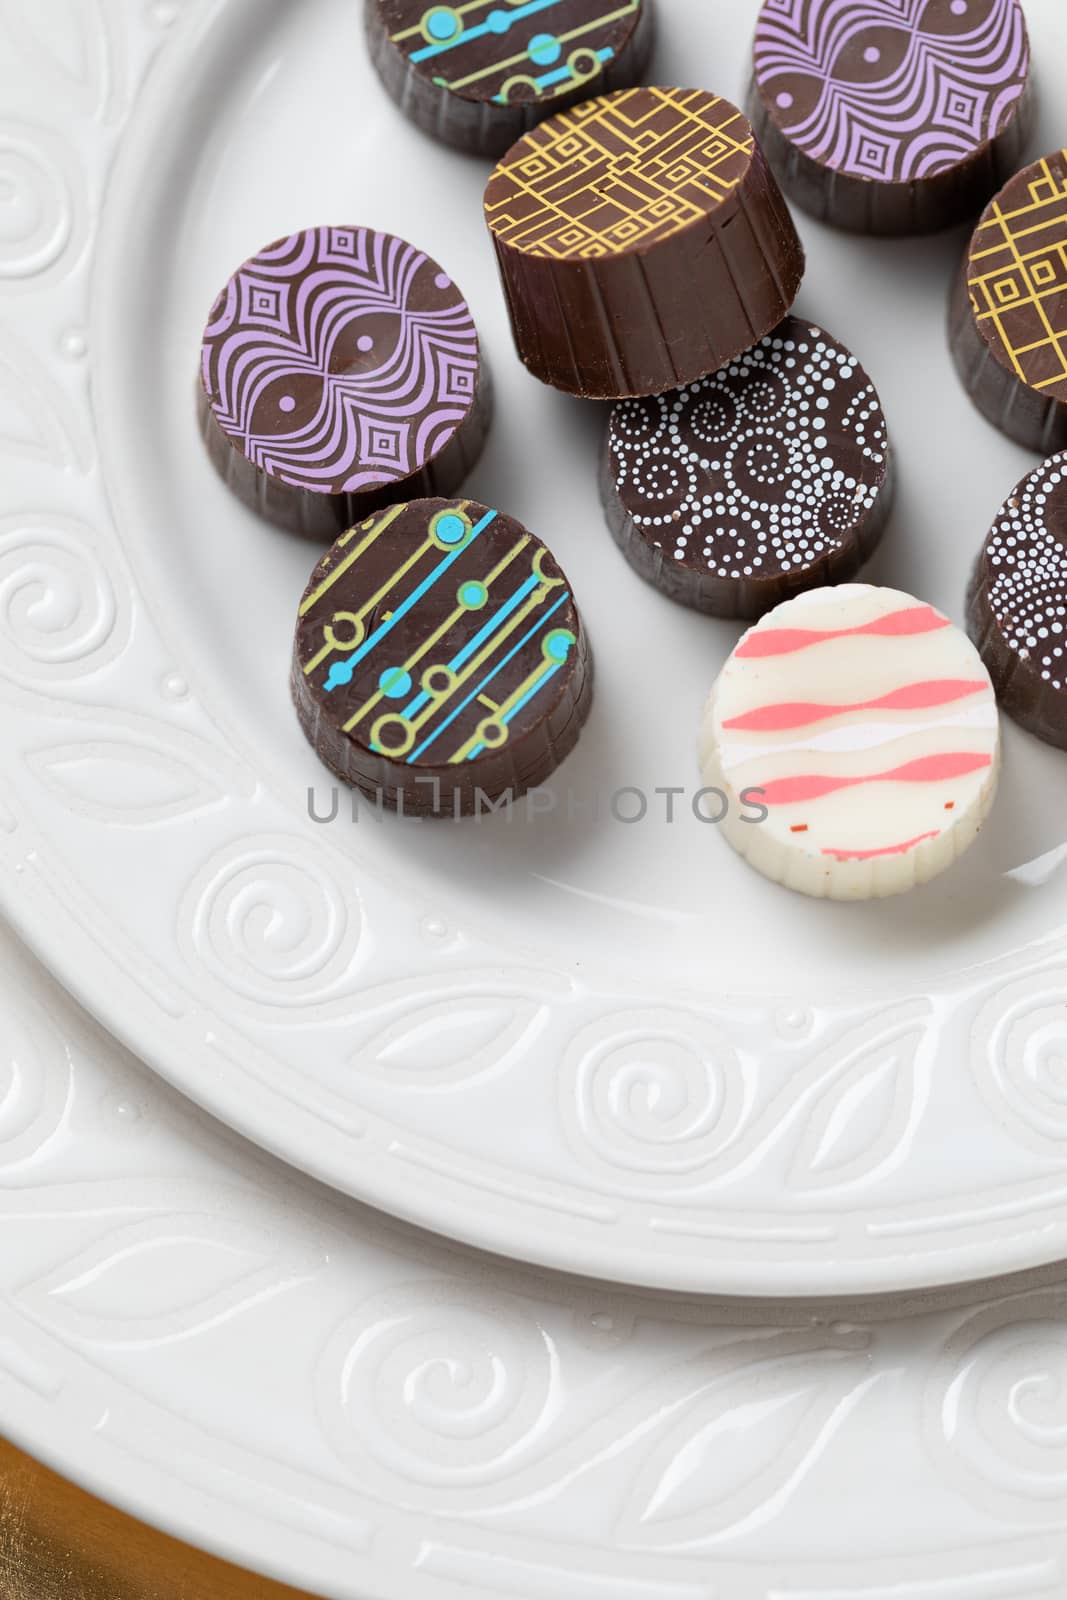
[292,497,593,814]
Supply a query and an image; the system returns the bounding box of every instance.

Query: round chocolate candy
[601,316,893,619]
[749,0,1033,236]
[199,227,490,540]
[951,149,1067,455]
[700,585,1000,900]
[968,452,1067,751]
[365,0,655,159]
[483,86,805,400]
[292,497,593,816]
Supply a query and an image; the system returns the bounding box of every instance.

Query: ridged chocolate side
[291,641,593,816]
[599,442,895,621]
[486,131,805,400]
[197,364,492,542]
[748,73,1034,237]
[949,253,1067,456]
[966,583,1067,749]
[966,458,1067,752]
[364,0,655,160]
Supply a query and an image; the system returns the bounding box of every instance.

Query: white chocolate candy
[699,585,1001,900]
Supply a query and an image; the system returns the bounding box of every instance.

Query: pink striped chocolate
[699,585,1001,900]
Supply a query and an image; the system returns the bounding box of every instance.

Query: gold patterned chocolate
[966,148,1067,403]
[484,86,754,260]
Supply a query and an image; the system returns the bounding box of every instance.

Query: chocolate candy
[951,149,1067,455]
[749,0,1033,236]
[199,227,490,540]
[291,498,593,816]
[968,452,1067,751]
[601,317,893,619]
[483,87,805,399]
[700,585,1000,900]
[365,0,654,159]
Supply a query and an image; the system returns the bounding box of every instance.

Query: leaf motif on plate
[0,328,88,471]
[689,1002,931,1195]
[16,1213,318,1348]
[0,0,116,121]
[618,1349,875,1547]
[27,738,224,825]
[351,980,553,1086]
[787,1021,926,1190]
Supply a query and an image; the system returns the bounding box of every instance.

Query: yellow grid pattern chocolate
[968,149,1067,400]
[484,86,753,260]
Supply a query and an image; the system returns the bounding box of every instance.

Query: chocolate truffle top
[976,453,1067,694]
[752,0,1030,185]
[607,318,888,582]
[200,227,481,499]
[372,0,645,107]
[295,498,584,768]
[484,87,756,260]
[965,149,1067,405]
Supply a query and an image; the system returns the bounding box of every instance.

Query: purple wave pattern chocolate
[201,227,482,500]
[753,0,1029,184]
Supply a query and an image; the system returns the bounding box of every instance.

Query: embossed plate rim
[3,0,1067,1296]
[5,879,1067,1600]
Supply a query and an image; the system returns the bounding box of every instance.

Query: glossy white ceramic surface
[2,0,1067,1293]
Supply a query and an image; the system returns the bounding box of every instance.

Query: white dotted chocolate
[607,319,889,583]
[983,453,1067,691]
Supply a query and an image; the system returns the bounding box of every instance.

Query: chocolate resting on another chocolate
[968,451,1067,752]
[601,317,894,619]
[951,148,1067,455]
[483,86,805,400]
[199,227,490,541]
[292,498,593,817]
[748,0,1033,236]
[365,0,655,159]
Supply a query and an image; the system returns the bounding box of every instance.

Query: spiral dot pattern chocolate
[200,227,481,498]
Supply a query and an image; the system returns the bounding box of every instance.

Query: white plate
[5,915,1067,1600]
[2,0,1067,1297]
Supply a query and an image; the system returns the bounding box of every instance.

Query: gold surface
[0,1438,321,1600]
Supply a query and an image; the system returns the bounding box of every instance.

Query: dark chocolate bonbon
[484,86,805,400]
[601,317,893,619]
[749,0,1033,236]
[951,149,1067,455]
[199,227,490,540]
[968,452,1067,751]
[292,497,593,815]
[365,0,654,158]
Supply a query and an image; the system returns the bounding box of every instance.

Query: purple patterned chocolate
[749,0,1032,234]
[199,227,490,539]
[753,0,1028,182]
